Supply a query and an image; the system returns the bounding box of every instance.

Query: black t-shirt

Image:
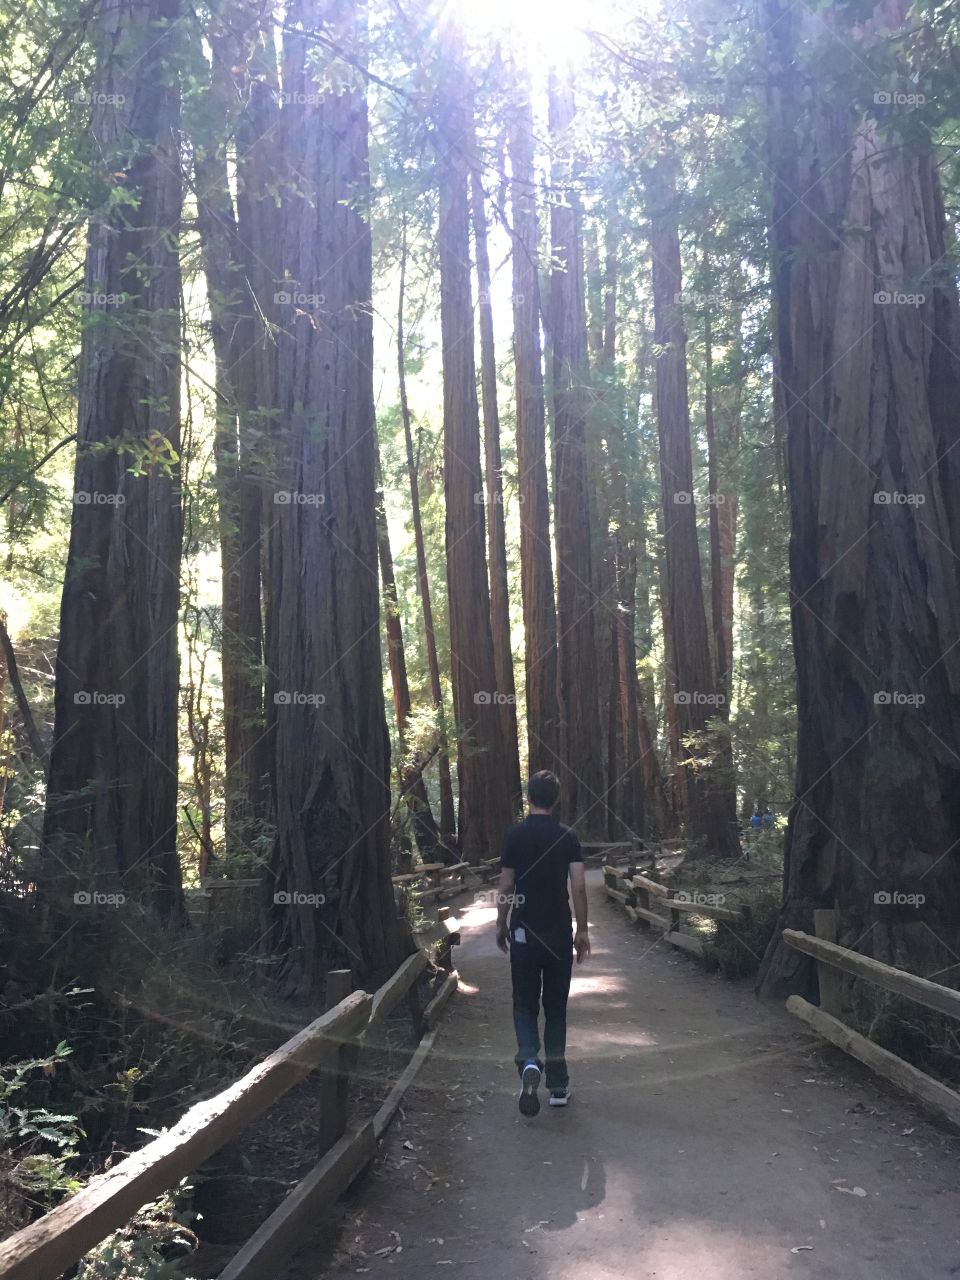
[500,814,583,933]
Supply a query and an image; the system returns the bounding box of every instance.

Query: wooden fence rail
[0,934,460,1280]
[602,863,744,959]
[783,924,960,1130]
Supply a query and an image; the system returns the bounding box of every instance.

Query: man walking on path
[495,770,590,1116]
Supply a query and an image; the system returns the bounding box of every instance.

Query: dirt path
[287,872,960,1280]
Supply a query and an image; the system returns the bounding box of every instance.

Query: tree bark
[647,149,739,858]
[42,0,184,915]
[758,0,960,994]
[397,212,457,846]
[615,538,645,839]
[470,156,522,815]
[436,36,514,863]
[374,459,440,858]
[265,0,401,992]
[191,18,273,868]
[508,83,560,780]
[549,75,606,834]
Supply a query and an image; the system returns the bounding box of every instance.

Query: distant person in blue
[762,807,774,830]
[750,809,762,832]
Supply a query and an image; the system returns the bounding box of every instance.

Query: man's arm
[495,865,516,954]
[570,861,591,962]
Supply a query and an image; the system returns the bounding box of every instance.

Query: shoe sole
[519,1064,541,1117]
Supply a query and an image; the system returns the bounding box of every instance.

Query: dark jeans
[509,924,573,1090]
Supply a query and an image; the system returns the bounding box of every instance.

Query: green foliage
[703,890,783,979]
[76,1185,199,1280]
[0,1043,83,1221]
[848,984,960,1088]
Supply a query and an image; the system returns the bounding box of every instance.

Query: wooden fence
[0,929,461,1280]
[602,863,744,957]
[783,915,960,1129]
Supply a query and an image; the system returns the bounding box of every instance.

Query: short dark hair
[527,770,560,810]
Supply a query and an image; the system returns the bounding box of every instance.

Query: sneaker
[548,1087,572,1107]
[518,1062,541,1117]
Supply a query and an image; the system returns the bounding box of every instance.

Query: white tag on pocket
[513,927,526,944]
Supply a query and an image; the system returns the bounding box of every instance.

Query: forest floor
[280,871,960,1280]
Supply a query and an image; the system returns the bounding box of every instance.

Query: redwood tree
[549,74,606,833]
[436,37,514,862]
[375,458,440,858]
[191,11,277,867]
[470,156,522,814]
[397,212,457,847]
[508,83,561,779]
[42,0,184,915]
[265,0,401,991]
[758,0,960,992]
[647,148,739,858]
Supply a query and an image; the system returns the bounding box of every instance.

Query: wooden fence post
[318,970,355,1153]
[668,893,681,934]
[813,907,844,1018]
[437,907,453,972]
[635,886,650,930]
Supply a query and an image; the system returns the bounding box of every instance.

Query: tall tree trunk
[375,459,440,858]
[436,37,513,864]
[615,538,645,839]
[508,83,560,779]
[758,0,960,994]
[397,213,456,846]
[703,304,738,824]
[470,157,522,815]
[658,531,684,830]
[191,20,273,869]
[647,150,739,857]
[42,0,184,919]
[549,74,605,834]
[265,0,401,992]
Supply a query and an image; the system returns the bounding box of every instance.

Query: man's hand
[574,927,591,963]
[495,865,515,955]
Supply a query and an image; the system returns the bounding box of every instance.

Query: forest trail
[287,869,960,1280]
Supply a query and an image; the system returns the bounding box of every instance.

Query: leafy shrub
[0,1042,82,1232]
[76,1185,199,1280]
[702,889,782,978]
